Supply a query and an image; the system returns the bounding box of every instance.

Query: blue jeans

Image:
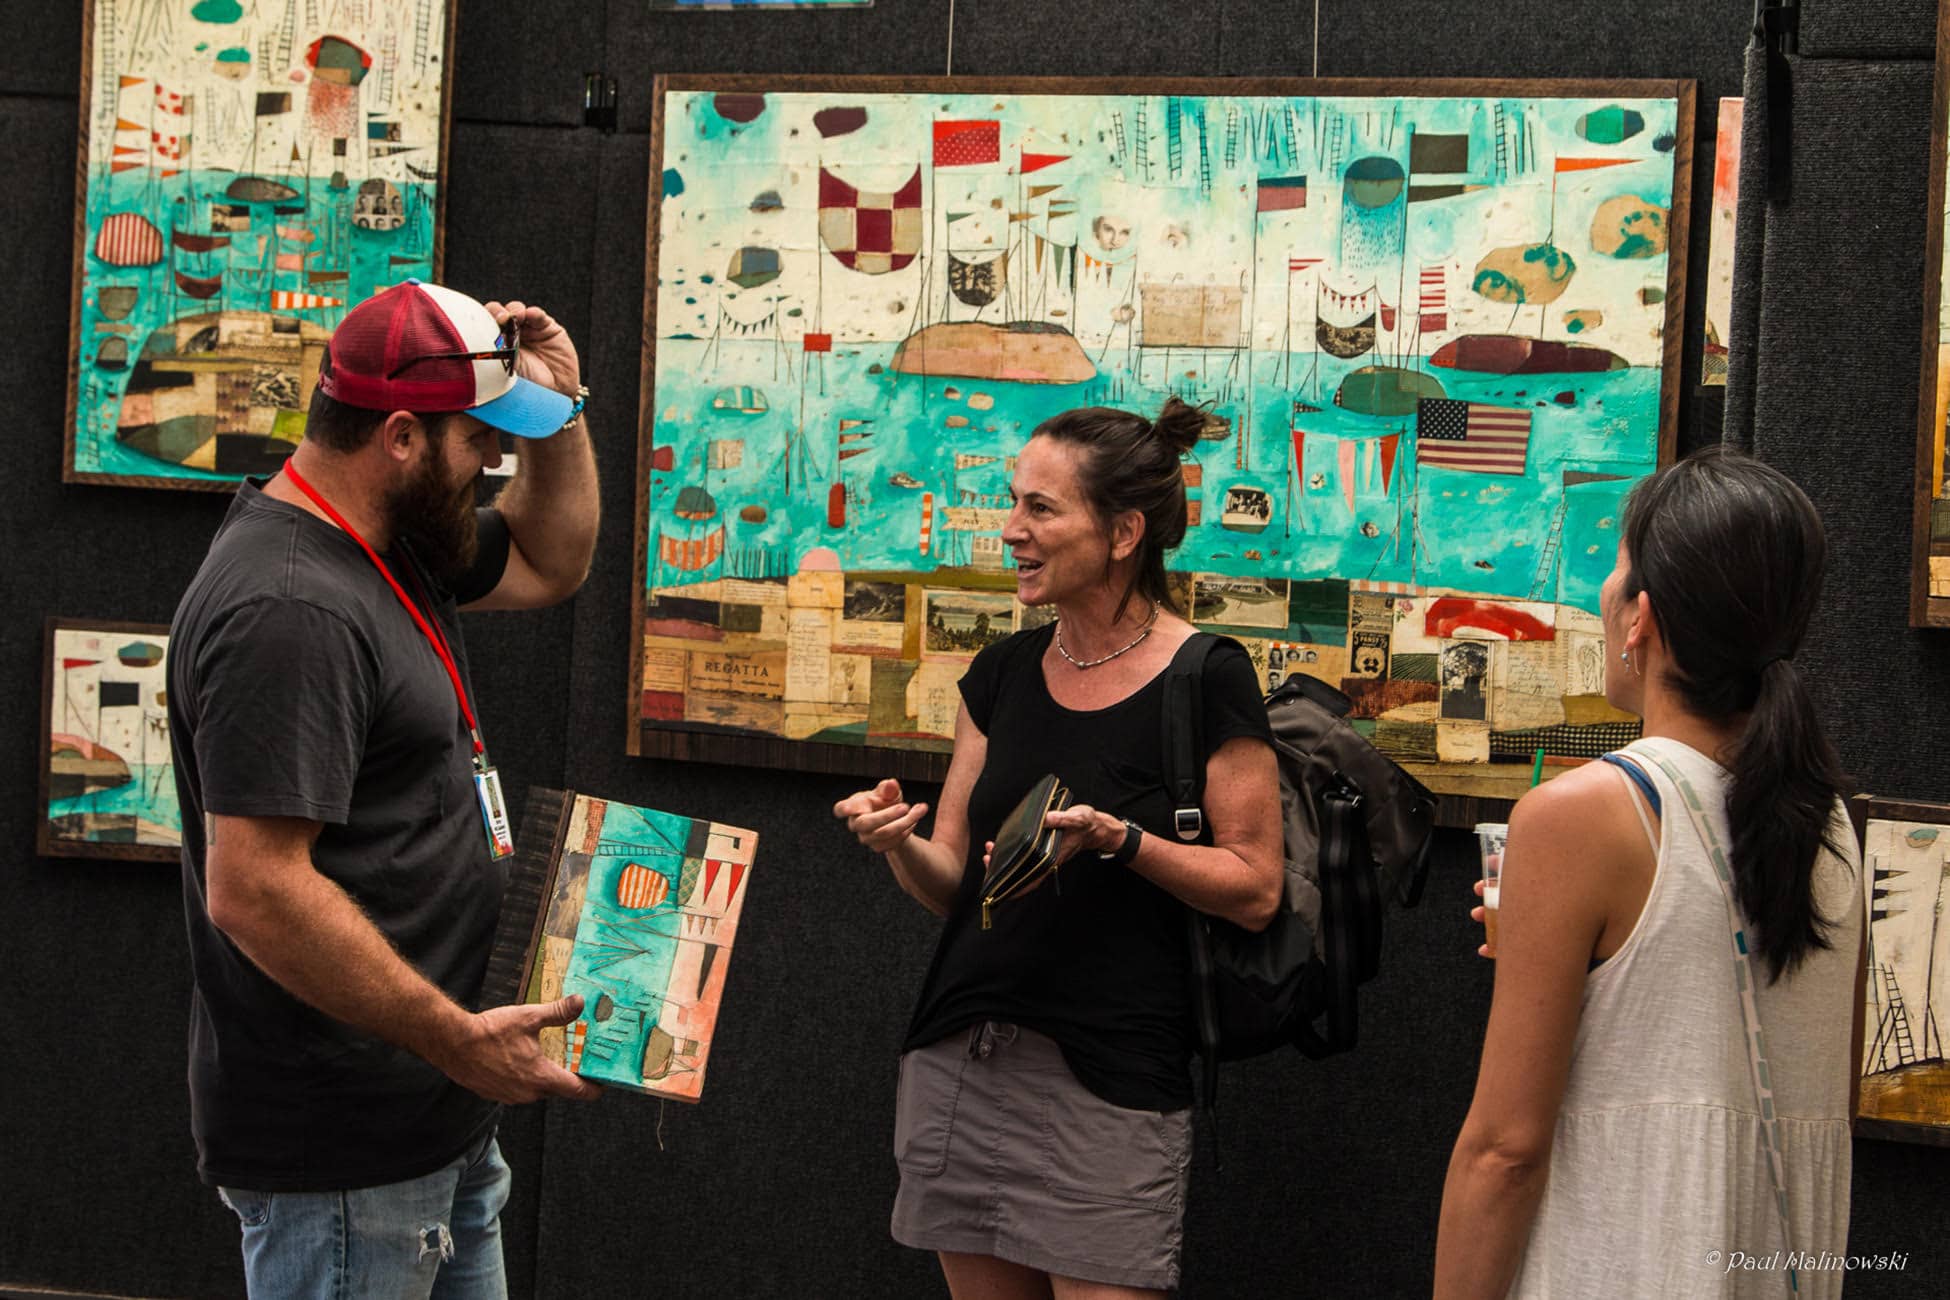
[217,1131,511,1300]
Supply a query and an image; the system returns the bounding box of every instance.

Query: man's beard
[388,438,479,585]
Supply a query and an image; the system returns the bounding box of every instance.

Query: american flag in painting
[1415,399,1532,475]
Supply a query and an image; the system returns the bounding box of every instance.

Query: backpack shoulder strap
[1160,632,1220,842]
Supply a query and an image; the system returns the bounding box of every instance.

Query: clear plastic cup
[1476,823,1508,954]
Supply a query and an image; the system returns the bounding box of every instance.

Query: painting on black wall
[67,0,455,490]
[1851,795,1950,1148]
[633,75,1692,793]
[39,618,180,862]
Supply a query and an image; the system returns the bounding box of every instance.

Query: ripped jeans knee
[418,1221,455,1264]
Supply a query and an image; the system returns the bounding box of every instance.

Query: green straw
[1530,748,1546,787]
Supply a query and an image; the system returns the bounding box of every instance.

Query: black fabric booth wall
[1,1,1943,1296]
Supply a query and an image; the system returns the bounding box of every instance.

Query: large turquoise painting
[633,78,1693,782]
[67,0,451,488]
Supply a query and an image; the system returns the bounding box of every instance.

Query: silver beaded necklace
[1055,600,1159,669]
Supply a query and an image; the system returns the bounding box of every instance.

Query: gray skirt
[890,1022,1193,1291]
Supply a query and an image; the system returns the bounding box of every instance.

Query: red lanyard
[281,461,486,761]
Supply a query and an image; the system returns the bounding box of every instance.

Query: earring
[1619,647,1642,678]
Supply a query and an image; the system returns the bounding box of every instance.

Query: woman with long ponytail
[1436,448,1864,1298]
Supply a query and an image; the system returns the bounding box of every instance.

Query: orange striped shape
[269,290,343,310]
[658,529,724,572]
[616,863,670,909]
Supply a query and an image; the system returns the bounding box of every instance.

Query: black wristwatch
[1099,817,1143,867]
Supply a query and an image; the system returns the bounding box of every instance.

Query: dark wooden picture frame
[64,0,457,491]
[1912,4,1950,625]
[1847,793,1950,1147]
[631,74,1695,794]
[39,616,179,863]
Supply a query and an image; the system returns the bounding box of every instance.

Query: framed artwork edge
[1911,4,1950,626]
[632,75,1694,793]
[62,0,96,489]
[629,72,674,759]
[660,73,1698,100]
[1657,80,1697,468]
[1847,792,1950,1146]
[433,0,457,289]
[38,614,179,863]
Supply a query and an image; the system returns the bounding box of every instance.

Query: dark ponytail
[1031,397,1202,618]
[1621,448,1849,981]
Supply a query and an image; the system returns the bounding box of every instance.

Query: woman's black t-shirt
[902,622,1272,1111]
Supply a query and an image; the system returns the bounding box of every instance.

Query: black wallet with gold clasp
[979,773,1072,929]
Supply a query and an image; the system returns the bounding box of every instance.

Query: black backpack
[1160,633,1437,1110]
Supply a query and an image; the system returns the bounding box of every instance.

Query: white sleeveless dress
[1506,737,1863,1299]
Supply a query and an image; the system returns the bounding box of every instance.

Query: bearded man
[167,280,602,1299]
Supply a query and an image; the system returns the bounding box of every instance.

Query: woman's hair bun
[1149,396,1207,456]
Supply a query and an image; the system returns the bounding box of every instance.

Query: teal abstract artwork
[634,80,1690,778]
[69,0,451,487]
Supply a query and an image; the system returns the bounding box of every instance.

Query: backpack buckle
[1174,806,1203,841]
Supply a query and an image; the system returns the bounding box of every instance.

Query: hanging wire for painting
[1313,0,1321,78]
[947,0,956,76]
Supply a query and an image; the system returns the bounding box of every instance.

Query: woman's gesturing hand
[834,777,931,853]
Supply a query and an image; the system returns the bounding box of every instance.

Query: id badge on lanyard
[474,758,515,860]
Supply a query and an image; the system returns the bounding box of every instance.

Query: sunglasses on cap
[384,315,520,381]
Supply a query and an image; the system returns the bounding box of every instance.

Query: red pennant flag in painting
[1553,156,1633,174]
[933,120,1001,167]
[802,332,833,353]
[1020,153,1070,174]
[1379,433,1401,495]
[1338,439,1357,514]
[1291,429,1306,530]
[62,658,100,670]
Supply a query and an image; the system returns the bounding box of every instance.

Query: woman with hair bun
[834,397,1283,1298]
[1436,448,1865,1299]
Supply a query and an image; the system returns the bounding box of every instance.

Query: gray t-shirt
[169,479,510,1191]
